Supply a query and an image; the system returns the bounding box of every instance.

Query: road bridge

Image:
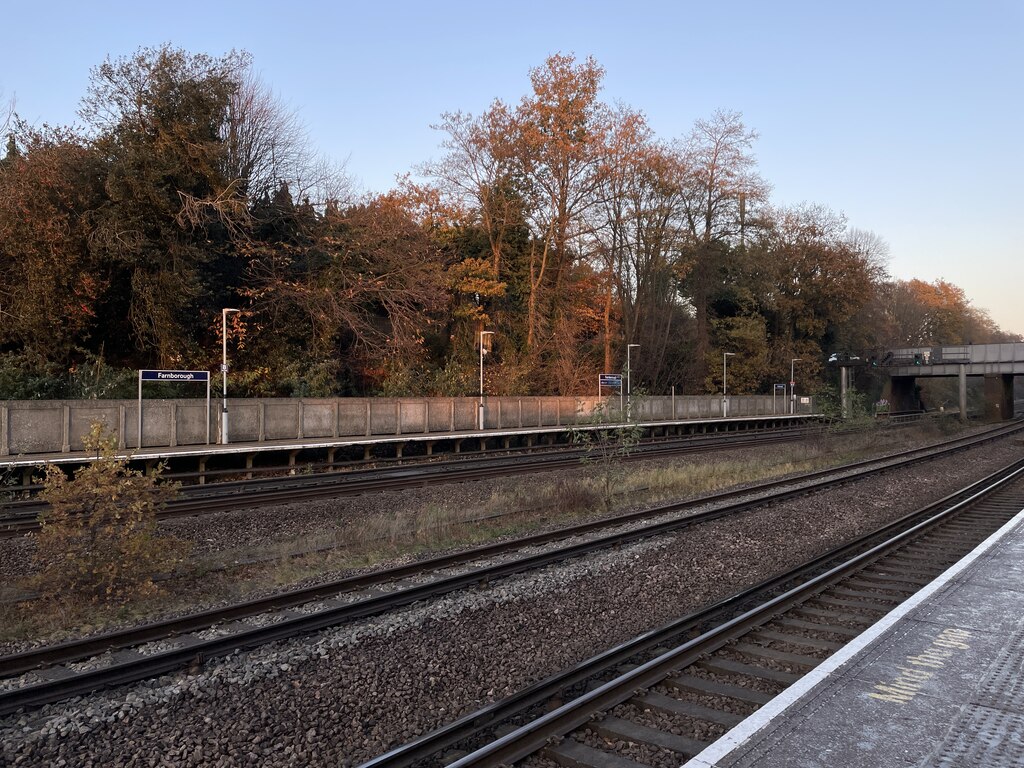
[879,343,1023,420]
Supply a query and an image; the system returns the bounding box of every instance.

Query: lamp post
[221,308,241,444]
[723,352,736,417]
[790,357,802,415]
[479,330,494,430]
[626,344,640,420]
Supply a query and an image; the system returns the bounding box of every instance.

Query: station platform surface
[685,506,1024,768]
[0,414,815,469]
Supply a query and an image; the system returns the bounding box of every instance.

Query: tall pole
[479,330,494,430]
[790,357,802,415]
[840,366,849,419]
[626,344,640,421]
[222,308,240,444]
[723,352,736,417]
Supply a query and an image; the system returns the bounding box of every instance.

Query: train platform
[684,506,1024,767]
[0,413,816,471]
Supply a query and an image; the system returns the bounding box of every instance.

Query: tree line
[0,47,1015,400]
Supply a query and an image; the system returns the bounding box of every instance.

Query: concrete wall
[0,394,815,456]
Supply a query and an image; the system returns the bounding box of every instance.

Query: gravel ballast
[1,433,1021,766]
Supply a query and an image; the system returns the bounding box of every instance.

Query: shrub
[571,401,644,506]
[33,423,188,603]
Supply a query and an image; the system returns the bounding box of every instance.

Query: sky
[3,0,1022,333]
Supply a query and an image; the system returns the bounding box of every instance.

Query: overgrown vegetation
[32,423,189,604]
[571,400,645,506]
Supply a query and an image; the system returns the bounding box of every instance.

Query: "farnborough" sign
[140,369,210,382]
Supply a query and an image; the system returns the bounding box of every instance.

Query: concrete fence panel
[70,406,120,450]
[8,406,63,454]
[301,401,336,439]
[174,403,211,446]
[337,400,368,437]
[399,401,427,434]
[369,400,399,435]
[427,399,454,432]
[519,399,540,427]
[229,402,262,442]
[452,399,477,431]
[140,403,173,448]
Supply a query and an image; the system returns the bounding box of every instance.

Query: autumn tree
[0,124,105,361]
[516,54,611,359]
[867,278,1009,348]
[82,45,248,365]
[423,105,524,277]
[677,110,768,387]
[745,204,880,390]
[590,109,690,388]
[221,68,345,213]
[424,54,614,392]
[243,194,444,394]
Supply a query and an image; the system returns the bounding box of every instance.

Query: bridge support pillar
[983,374,1014,422]
[890,376,918,413]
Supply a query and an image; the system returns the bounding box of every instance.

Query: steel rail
[0,423,1020,715]
[1,421,1016,679]
[0,418,1002,534]
[440,458,1024,768]
[0,428,820,533]
[359,456,1024,768]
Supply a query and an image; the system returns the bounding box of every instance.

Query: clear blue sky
[3,1,1022,334]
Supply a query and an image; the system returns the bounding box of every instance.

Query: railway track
[367,457,1024,768]
[0,421,1020,718]
[0,426,822,537]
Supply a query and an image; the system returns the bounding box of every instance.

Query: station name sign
[139,369,210,382]
[599,373,623,388]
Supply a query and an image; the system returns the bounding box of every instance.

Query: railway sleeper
[861,559,939,575]
[728,643,821,671]
[869,557,944,574]
[662,673,773,706]
[913,536,973,549]
[829,586,903,602]
[544,737,648,768]
[838,580,918,597]
[748,629,843,652]
[772,616,862,638]
[790,605,872,626]
[593,716,709,759]
[697,656,801,685]
[847,573,931,589]
[809,594,893,612]
[630,690,744,728]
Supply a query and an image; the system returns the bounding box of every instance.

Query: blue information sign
[599,373,623,389]
[140,369,210,382]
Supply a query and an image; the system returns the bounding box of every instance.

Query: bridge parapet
[885,343,1024,377]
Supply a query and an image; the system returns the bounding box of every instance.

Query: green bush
[34,424,189,603]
